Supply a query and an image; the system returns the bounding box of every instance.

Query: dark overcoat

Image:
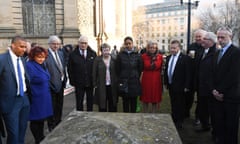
[92,56,118,109]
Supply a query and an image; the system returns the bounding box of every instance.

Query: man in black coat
[212,27,240,144]
[68,35,97,111]
[164,40,191,129]
[186,29,207,124]
[195,32,217,132]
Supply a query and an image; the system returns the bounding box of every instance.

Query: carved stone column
[61,0,81,44]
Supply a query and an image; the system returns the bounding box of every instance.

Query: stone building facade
[0,0,80,51]
[0,0,132,53]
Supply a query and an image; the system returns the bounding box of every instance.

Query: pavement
[0,86,76,144]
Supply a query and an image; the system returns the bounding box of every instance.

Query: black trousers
[47,87,64,131]
[122,95,137,113]
[213,100,240,144]
[99,85,117,112]
[184,90,195,118]
[75,86,93,111]
[30,120,45,144]
[169,88,185,126]
[198,95,210,127]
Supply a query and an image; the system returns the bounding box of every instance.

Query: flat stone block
[41,111,182,144]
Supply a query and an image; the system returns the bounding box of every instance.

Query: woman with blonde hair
[140,41,163,113]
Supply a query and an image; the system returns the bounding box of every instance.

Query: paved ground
[1,87,238,144]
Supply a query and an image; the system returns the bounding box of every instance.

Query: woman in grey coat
[92,43,118,112]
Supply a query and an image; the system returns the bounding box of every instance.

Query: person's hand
[184,88,189,92]
[215,93,224,101]
[212,89,224,101]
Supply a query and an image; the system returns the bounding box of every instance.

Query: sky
[134,0,222,10]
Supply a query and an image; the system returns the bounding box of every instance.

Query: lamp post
[180,0,199,50]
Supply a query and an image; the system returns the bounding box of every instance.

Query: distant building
[132,0,198,52]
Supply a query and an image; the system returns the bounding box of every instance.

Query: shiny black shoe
[193,119,200,126]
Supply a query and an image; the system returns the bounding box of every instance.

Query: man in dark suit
[0,36,30,144]
[164,40,191,129]
[186,29,207,124]
[194,32,217,132]
[68,35,97,111]
[211,27,240,144]
[45,35,67,132]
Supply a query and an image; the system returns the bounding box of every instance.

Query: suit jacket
[68,46,97,87]
[196,44,216,97]
[212,44,240,103]
[45,49,67,93]
[164,52,191,92]
[0,51,30,113]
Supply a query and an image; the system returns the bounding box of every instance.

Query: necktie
[82,50,86,59]
[202,51,207,60]
[168,55,175,84]
[17,58,24,96]
[54,51,63,75]
[217,49,224,64]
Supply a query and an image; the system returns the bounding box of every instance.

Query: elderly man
[212,27,240,144]
[194,32,217,132]
[68,35,97,111]
[45,35,67,132]
[186,29,207,125]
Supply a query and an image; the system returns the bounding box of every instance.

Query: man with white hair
[194,32,217,132]
[186,29,207,125]
[212,27,240,144]
[68,35,97,111]
[45,35,67,131]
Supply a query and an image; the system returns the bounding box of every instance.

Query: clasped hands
[212,89,224,101]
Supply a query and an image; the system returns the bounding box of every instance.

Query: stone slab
[41,111,182,144]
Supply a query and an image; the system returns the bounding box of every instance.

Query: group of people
[164,27,240,144]
[0,35,67,144]
[0,26,240,144]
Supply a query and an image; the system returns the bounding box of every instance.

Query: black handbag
[118,79,128,94]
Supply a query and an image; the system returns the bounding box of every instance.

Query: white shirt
[168,51,180,80]
[9,49,27,95]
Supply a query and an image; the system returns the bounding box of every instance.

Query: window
[22,0,56,35]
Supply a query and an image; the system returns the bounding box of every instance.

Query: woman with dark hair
[26,46,53,144]
[140,41,163,113]
[116,36,143,113]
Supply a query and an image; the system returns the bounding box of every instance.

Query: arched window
[22,0,56,35]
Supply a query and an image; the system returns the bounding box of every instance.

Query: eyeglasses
[203,38,211,41]
[50,43,61,46]
[79,42,87,44]
[217,36,225,39]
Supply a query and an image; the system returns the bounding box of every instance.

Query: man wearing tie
[212,27,240,144]
[0,36,30,144]
[164,40,191,129]
[45,35,67,131]
[68,35,97,111]
[194,32,217,132]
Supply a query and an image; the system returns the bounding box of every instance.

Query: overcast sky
[133,0,223,10]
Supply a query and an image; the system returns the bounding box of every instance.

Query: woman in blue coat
[26,46,53,144]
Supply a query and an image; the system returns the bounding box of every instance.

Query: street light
[180,0,199,50]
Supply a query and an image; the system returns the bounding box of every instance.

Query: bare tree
[197,1,240,45]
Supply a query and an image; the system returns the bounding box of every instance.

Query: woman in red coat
[141,41,163,113]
